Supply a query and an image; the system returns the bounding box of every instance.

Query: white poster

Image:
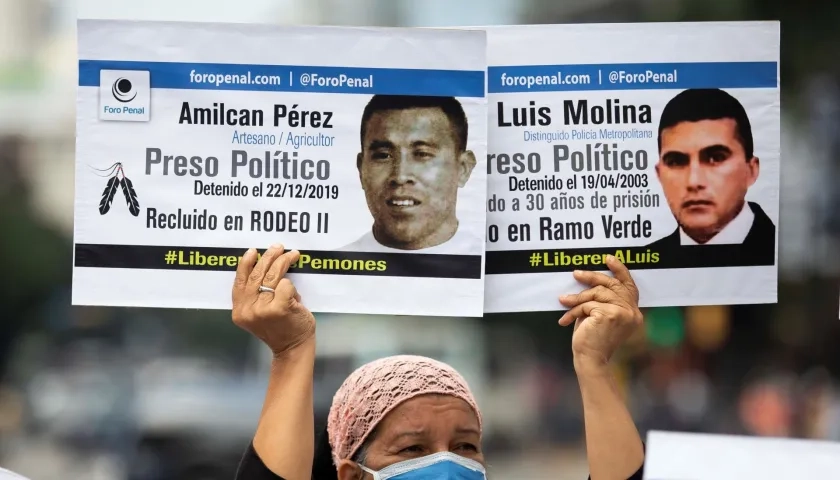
[482,22,780,313]
[72,20,488,317]
[643,430,840,480]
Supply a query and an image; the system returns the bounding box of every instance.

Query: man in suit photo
[648,88,775,250]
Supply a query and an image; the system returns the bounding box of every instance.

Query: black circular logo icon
[112,77,137,103]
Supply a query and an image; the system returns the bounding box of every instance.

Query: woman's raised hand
[231,244,316,357]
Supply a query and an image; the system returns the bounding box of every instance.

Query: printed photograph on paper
[481,22,780,313]
[338,94,483,255]
[646,88,774,251]
[72,20,488,317]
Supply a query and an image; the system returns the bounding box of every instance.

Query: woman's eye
[399,445,424,454]
[457,443,478,452]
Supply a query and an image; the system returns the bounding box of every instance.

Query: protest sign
[72,20,488,317]
[482,22,780,313]
[643,430,840,480]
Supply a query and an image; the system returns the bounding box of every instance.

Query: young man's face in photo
[358,106,473,249]
[656,117,759,241]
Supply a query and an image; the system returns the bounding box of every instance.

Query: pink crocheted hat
[326,355,482,464]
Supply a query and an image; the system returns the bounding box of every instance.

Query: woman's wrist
[271,335,315,365]
[573,354,613,381]
[271,330,316,361]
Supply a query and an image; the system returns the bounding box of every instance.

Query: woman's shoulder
[235,442,288,480]
[234,427,338,480]
[587,463,644,480]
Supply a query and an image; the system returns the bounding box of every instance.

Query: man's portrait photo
[648,88,775,250]
[341,94,480,253]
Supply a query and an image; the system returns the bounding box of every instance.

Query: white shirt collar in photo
[679,202,755,246]
[340,225,481,254]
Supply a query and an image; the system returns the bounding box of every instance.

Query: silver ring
[258,285,275,294]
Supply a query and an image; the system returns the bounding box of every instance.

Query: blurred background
[1,0,839,479]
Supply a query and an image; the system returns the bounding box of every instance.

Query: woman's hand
[558,255,643,372]
[231,244,315,357]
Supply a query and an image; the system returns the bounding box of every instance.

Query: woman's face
[337,393,484,479]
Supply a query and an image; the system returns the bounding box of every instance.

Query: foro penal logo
[90,162,140,217]
[111,77,137,103]
[98,69,150,122]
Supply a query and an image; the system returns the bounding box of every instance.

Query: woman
[231,244,646,479]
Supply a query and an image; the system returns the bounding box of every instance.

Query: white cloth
[339,226,482,254]
[0,467,30,480]
[680,203,754,245]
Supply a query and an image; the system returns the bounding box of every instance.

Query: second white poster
[483,22,780,313]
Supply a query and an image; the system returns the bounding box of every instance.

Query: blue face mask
[359,451,486,480]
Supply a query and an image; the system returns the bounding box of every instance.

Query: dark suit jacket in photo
[645,201,776,267]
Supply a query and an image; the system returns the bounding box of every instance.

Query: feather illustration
[120,175,140,216]
[98,175,121,215]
